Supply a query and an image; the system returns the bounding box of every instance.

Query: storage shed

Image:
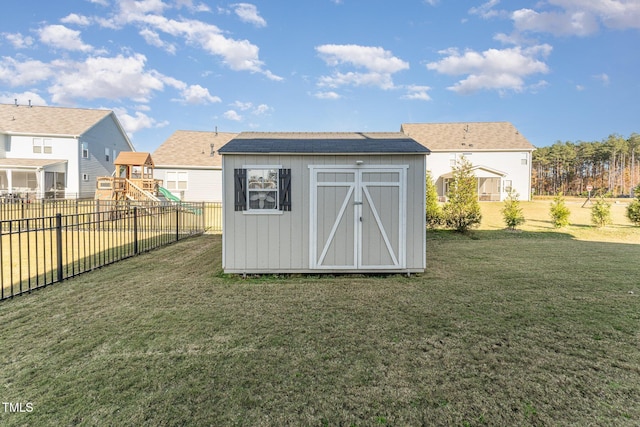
[218,132,429,274]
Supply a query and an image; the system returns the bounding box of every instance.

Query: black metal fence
[0,199,222,233]
[1,202,205,301]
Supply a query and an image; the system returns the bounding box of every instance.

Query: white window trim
[242,164,282,215]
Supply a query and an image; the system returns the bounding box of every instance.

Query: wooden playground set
[94,152,180,204]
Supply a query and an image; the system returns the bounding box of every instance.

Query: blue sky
[1,0,639,152]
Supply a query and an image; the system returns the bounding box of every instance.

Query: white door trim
[309,165,407,270]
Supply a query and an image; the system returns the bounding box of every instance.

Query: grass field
[1,200,639,426]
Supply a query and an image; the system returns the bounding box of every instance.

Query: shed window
[235,168,291,212]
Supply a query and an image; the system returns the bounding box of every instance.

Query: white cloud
[126,15,281,80]
[314,91,341,100]
[0,91,47,106]
[178,84,221,104]
[402,85,432,101]
[139,28,176,54]
[316,44,409,90]
[232,3,267,28]
[112,107,160,135]
[252,104,271,115]
[38,25,93,52]
[0,57,53,86]
[593,73,610,86]
[511,1,640,36]
[89,0,110,5]
[427,44,552,94]
[47,54,164,104]
[469,0,504,19]
[231,100,253,110]
[224,110,242,121]
[2,33,35,49]
[61,14,92,26]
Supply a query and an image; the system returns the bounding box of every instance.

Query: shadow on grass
[427,228,576,241]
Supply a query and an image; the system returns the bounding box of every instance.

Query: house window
[504,180,513,193]
[449,154,456,167]
[113,150,117,164]
[32,138,51,154]
[105,148,110,162]
[521,152,528,165]
[82,143,89,159]
[234,167,291,212]
[166,172,188,191]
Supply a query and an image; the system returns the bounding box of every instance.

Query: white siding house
[401,122,535,201]
[219,132,429,275]
[0,102,134,199]
[152,130,238,202]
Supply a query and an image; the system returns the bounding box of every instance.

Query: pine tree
[591,197,612,227]
[442,157,482,232]
[501,190,525,230]
[549,193,571,228]
[425,171,442,229]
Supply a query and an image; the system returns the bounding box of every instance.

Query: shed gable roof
[401,122,535,151]
[153,130,238,168]
[0,103,114,137]
[219,132,430,154]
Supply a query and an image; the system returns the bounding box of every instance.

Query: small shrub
[549,193,571,228]
[425,172,442,229]
[626,185,640,226]
[442,157,482,232]
[501,190,525,230]
[591,197,612,227]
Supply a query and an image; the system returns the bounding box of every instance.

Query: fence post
[133,207,139,255]
[176,207,180,241]
[56,213,63,283]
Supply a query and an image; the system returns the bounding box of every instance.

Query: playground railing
[1,202,205,301]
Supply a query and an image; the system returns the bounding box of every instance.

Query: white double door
[310,166,407,270]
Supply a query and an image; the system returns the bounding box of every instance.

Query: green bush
[549,193,570,228]
[425,172,442,229]
[591,197,612,227]
[626,185,640,226]
[501,190,525,230]
[442,157,482,232]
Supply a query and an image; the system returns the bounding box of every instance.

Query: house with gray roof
[0,102,134,199]
[401,122,535,201]
[218,132,429,274]
[152,130,237,202]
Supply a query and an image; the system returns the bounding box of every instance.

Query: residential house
[0,102,134,199]
[401,122,536,201]
[152,130,237,202]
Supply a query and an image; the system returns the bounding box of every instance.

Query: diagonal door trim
[316,184,355,267]
[361,185,399,267]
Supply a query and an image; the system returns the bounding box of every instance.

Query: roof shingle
[401,122,535,151]
[152,130,238,168]
[0,103,113,136]
[219,132,430,154]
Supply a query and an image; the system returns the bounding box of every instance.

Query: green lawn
[1,201,639,426]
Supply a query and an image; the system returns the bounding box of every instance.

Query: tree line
[532,133,640,197]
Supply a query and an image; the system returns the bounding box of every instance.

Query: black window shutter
[279,168,291,211]
[234,169,247,211]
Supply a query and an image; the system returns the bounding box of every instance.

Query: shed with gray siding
[218,132,429,274]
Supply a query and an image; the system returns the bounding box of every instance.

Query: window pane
[248,169,277,189]
[248,190,277,209]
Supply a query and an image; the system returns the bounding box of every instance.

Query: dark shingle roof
[218,132,430,154]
